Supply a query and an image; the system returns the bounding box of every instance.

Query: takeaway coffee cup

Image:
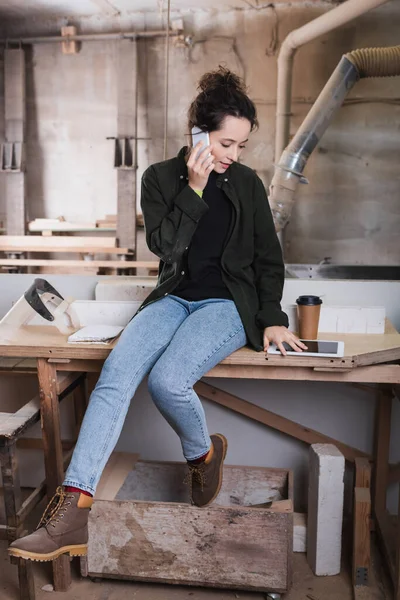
[296,295,323,340]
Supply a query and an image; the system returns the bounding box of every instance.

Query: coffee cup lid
[296,295,322,306]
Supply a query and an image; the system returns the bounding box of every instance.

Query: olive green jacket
[138,147,288,351]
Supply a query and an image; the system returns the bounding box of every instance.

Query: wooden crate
[87,456,293,593]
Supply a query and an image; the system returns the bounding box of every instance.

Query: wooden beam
[355,457,372,489]
[56,371,85,396]
[374,389,392,515]
[17,559,36,600]
[16,438,75,451]
[0,258,158,269]
[195,381,371,462]
[353,487,371,586]
[0,443,22,535]
[205,363,400,385]
[37,359,64,500]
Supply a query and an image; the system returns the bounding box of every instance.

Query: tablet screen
[283,341,339,354]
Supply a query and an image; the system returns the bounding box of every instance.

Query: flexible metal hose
[270,44,400,232]
[345,45,400,78]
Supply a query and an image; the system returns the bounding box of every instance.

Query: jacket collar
[177,146,234,184]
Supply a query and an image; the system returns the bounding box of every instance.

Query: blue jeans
[64,295,247,495]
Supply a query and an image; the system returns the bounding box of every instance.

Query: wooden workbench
[1,321,400,596]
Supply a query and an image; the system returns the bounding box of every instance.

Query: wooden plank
[56,371,84,396]
[207,364,400,385]
[95,452,140,500]
[0,258,158,269]
[0,235,116,248]
[0,396,40,438]
[269,499,293,513]
[195,381,371,462]
[16,438,75,451]
[353,487,371,586]
[355,458,372,488]
[375,506,396,582]
[1,246,132,255]
[374,389,392,514]
[88,499,291,592]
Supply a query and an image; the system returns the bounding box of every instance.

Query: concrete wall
[0,1,399,262]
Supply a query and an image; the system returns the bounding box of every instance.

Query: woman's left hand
[263,326,308,355]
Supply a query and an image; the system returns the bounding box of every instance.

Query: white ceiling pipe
[274,0,392,163]
[1,30,181,44]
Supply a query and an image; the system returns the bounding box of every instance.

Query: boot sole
[200,433,228,508]
[8,544,87,562]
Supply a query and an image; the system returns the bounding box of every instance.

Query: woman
[9,66,305,562]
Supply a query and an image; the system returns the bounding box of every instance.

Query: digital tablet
[267,339,344,358]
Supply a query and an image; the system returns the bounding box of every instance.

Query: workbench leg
[0,442,22,542]
[373,387,397,597]
[373,388,391,515]
[18,559,36,600]
[73,376,87,437]
[37,358,71,591]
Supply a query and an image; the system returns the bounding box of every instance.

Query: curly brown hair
[187,66,258,134]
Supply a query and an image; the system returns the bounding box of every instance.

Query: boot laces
[36,486,74,530]
[184,464,207,495]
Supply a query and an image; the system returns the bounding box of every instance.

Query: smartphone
[267,339,344,358]
[191,126,210,159]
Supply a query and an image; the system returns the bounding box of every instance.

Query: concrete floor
[1,540,383,600]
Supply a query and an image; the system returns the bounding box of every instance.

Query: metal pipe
[1,30,180,45]
[270,45,400,232]
[274,0,391,163]
[163,0,172,160]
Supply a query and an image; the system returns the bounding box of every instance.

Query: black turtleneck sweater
[173,170,233,301]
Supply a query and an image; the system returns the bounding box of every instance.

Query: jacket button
[180,175,184,179]
[164,293,168,296]
[181,271,185,275]
[185,247,188,250]
[224,178,228,182]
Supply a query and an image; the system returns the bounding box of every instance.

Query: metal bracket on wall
[1,142,24,171]
[355,566,369,586]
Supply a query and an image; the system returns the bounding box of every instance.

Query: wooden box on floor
[85,453,294,594]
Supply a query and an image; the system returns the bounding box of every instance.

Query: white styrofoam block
[30,300,141,328]
[95,278,157,301]
[72,300,141,326]
[285,305,385,334]
[307,444,345,576]
[294,512,307,553]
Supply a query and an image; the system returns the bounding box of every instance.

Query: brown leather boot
[187,433,227,508]
[8,487,93,562]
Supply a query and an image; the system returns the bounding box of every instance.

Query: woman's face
[209,116,252,174]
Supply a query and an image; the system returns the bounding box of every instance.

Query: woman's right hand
[187,142,215,191]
